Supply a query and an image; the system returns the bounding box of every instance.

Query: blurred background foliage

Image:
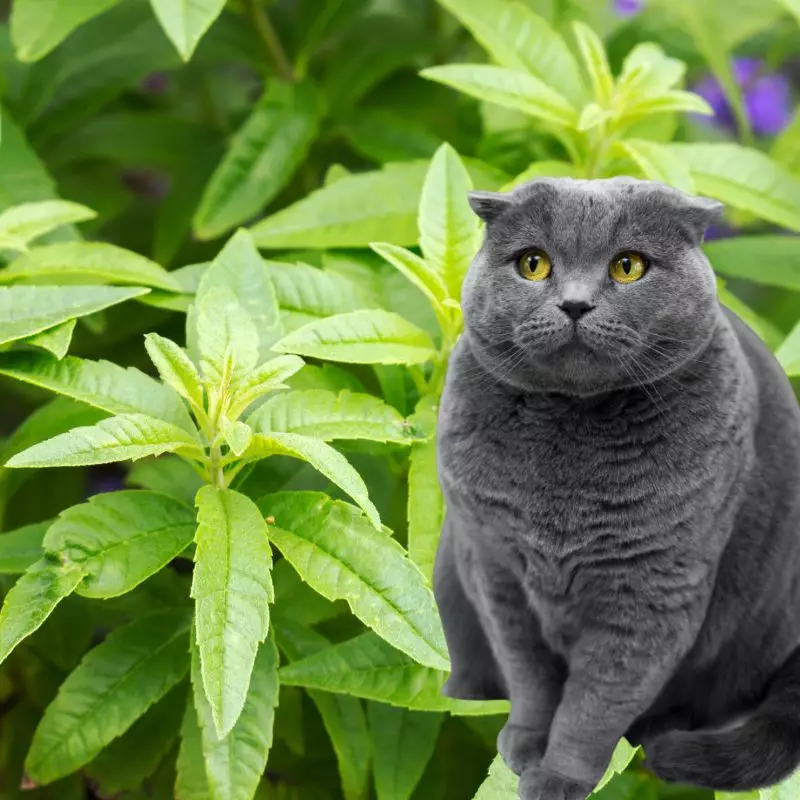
[0,0,798,799]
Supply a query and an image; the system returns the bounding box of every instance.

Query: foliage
[0,1,799,799]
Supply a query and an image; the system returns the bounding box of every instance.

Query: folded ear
[680,195,725,242]
[467,190,515,223]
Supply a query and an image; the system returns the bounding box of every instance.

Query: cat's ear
[467,190,514,223]
[679,195,725,243]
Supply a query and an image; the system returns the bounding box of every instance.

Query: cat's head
[461,176,723,396]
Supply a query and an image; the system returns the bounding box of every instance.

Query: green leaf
[435,0,584,105]
[145,333,204,409]
[775,320,800,375]
[421,65,578,128]
[0,201,95,250]
[127,455,204,507]
[771,110,800,177]
[571,21,614,106]
[706,236,800,291]
[618,91,713,122]
[228,354,305,418]
[25,608,191,785]
[577,102,611,132]
[176,690,212,800]
[5,413,202,469]
[251,162,427,250]
[503,160,585,189]
[370,243,448,311]
[0,285,149,347]
[261,492,446,669]
[43,490,196,598]
[87,682,186,795]
[613,140,695,194]
[718,284,782,351]
[666,144,800,231]
[274,618,370,800]
[266,260,376,330]
[616,42,686,97]
[246,436,380,528]
[418,144,481,299]
[0,352,195,432]
[407,403,444,583]
[221,419,253,457]
[272,310,437,366]
[0,242,181,291]
[11,0,121,61]
[368,703,442,800]
[0,557,85,667]
[192,487,274,738]
[754,767,800,799]
[149,0,226,60]
[191,635,280,800]
[192,229,282,364]
[21,319,77,359]
[592,739,641,792]
[779,0,800,24]
[0,520,49,574]
[278,631,507,715]
[247,389,420,444]
[194,82,320,239]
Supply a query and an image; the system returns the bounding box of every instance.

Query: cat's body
[434,177,800,800]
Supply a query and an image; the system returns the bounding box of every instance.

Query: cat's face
[461,177,723,396]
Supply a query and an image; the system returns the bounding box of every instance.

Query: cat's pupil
[622,257,631,274]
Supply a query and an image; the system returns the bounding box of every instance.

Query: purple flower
[692,58,793,136]
[85,468,126,498]
[139,72,170,95]
[614,0,644,16]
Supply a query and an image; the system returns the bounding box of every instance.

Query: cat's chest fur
[438,334,754,655]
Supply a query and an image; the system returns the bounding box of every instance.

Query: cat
[433,176,800,800]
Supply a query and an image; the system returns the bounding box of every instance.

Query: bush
[0,1,798,798]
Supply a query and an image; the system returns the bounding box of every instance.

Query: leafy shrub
[0,1,799,799]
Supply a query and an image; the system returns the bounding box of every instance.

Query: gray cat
[433,176,800,800]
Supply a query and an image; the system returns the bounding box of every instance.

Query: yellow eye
[610,251,647,284]
[518,249,552,281]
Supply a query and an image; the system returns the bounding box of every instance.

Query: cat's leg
[434,516,505,701]
[468,556,565,775]
[526,622,694,799]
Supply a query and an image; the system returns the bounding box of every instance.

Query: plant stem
[248,0,294,82]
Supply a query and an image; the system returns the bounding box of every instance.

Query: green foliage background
[0,1,799,799]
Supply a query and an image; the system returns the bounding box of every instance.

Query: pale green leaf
[779,0,800,24]
[261,492,447,669]
[616,42,686,97]
[0,242,181,291]
[221,419,253,457]
[618,91,713,122]
[421,65,578,128]
[194,81,319,238]
[0,520,49,574]
[192,486,274,738]
[0,201,95,250]
[5,413,202,469]
[272,309,437,366]
[193,229,282,363]
[278,631,508,715]
[274,619,369,800]
[418,144,481,299]
[145,333,204,409]
[435,0,584,104]
[771,110,800,177]
[0,285,148,347]
[503,160,585,190]
[247,389,421,444]
[705,236,800,291]
[572,21,614,106]
[25,609,191,784]
[148,0,226,60]
[613,140,695,194]
[11,0,121,61]
[775,319,800,375]
[577,102,611,132]
[0,557,85,667]
[20,319,76,359]
[43,490,196,598]
[592,738,641,792]
[191,635,280,800]
[176,691,212,800]
[718,284,783,351]
[370,243,448,310]
[87,682,185,795]
[228,354,305,418]
[266,260,376,330]
[667,144,800,231]
[368,703,442,800]
[0,351,195,432]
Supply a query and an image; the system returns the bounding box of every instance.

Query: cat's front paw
[498,723,547,775]
[518,767,592,800]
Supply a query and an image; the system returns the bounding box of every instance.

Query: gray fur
[434,177,800,800]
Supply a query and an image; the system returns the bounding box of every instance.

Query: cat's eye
[517,249,552,281]
[609,251,647,284]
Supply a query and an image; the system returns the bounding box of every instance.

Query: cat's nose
[558,300,595,320]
